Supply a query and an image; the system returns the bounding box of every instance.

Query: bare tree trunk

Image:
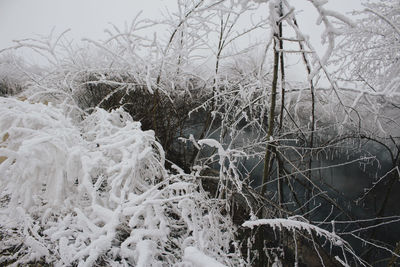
[277,3,285,205]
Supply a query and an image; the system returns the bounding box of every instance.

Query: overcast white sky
[0,0,166,49]
[0,0,363,50]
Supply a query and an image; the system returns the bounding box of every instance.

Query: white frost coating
[271,256,283,267]
[145,64,154,94]
[335,0,400,105]
[183,246,227,267]
[269,0,280,34]
[335,256,350,267]
[198,138,246,195]
[242,218,346,247]
[198,138,226,158]
[0,98,83,208]
[0,97,242,266]
[306,0,355,77]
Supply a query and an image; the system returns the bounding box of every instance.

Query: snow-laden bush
[0,97,243,266]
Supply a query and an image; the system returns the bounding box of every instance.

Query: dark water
[241,140,400,265]
[178,114,400,264]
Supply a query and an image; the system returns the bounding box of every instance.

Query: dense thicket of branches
[0,0,399,266]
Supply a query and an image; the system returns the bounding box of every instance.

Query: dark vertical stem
[278,3,286,130]
[277,2,285,207]
[176,29,185,76]
[274,147,284,207]
[261,35,280,196]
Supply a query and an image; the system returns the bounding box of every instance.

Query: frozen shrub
[0,97,243,266]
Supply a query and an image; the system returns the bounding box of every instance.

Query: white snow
[0,97,240,266]
[183,246,227,267]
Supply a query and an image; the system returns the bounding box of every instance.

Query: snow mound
[0,97,242,266]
